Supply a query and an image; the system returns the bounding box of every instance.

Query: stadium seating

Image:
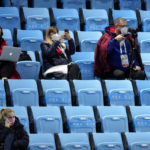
[31,106,63,133]
[3,29,13,46]
[8,79,39,106]
[2,0,28,7]
[93,133,124,150]
[105,80,135,106]
[29,133,56,150]
[77,31,102,52]
[112,9,138,28]
[64,106,96,133]
[137,32,150,53]
[58,133,90,150]
[71,52,94,79]
[97,106,129,132]
[82,9,109,31]
[23,7,50,30]
[0,80,6,106]
[73,80,103,106]
[0,7,20,34]
[32,0,57,8]
[17,29,43,52]
[130,106,150,132]
[52,8,80,31]
[136,80,150,105]
[41,80,72,106]
[145,0,150,10]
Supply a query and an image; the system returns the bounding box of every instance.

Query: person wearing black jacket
[0,108,29,150]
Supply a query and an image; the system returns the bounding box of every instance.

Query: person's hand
[133,66,141,71]
[57,32,65,41]
[114,34,125,42]
[5,119,11,128]
[64,32,71,40]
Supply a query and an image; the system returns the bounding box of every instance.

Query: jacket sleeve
[66,38,76,55]
[107,39,116,54]
[0,127,10,142]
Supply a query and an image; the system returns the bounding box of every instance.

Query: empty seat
[0,80,6,106]
[136,80,150,105]
[91,0,114,10]
[138,32,150,53]
[77,31,102,52]
[125,132,150,150]
[93,133,124,150]
[139,10,150,32]
[105,80,135,106]
[2,0,28,7]
[97,106,129,132]
[112,9,138,28]
[0,7,20,34]
[17,29,43,51]
[16,61,41,80]
[73,80,103,106]
[8,79,39,106]
[82,9,109,31]
[58,133,90,150]
[29,133,56,150]
[119,0,141,10]
[31,106,63,133]
[62,0,86,9]
[64,106,96,133]
[130,106,150,132]
[3,29,13,46]
[52,8,80,31]
[23,7,50,30]
[145,0,150,10]
[32,0,57,8]
[71,52,94,79]
[41,80,71,106]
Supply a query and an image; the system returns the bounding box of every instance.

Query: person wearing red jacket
[94,17,145,80]
[0,26,20,80]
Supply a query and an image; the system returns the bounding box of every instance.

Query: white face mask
[51,33,59,41]
[120,27,128,36]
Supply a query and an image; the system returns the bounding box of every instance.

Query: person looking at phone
[40,26,81,79]
[0,108,29,150]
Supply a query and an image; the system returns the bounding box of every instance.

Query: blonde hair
[0,108,14,121]
[115,17,127,26]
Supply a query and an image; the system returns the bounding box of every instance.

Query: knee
[133,70,146,80]
[113,70,126,80]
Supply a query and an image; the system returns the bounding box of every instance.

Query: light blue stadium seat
[52,8,80,31]
[27,51,36,61]
[105,80,135,106]
[112,9,138,28]
[82,9,109,31]
[17,29,43,51]
[8,79,39,106]
[140,53,150,77]
[58,133,90,150]
[136,80,150,105]
[97,106,129,132]
[29,133,56,150]
[64,106,96,133]
[119,0,141,10]
[3,29,13,46]
[41,80,71,106]
[125,132,150,150]
[71,52,94,79]
[23,7,50,30]
[0,7,20,34]
[77,31,102,52]
[62,0,86,9]
[2,0,28,7]
[93,133,124,150]
[31,106,63,133]
[0,80,6,106]
[139,10,150,32]
[145,0,150,10]
[138,32,150,53]
[130,106,150,132]
[91,0,114,10]
[73,80,103,106]
[32,0,57,8]
[16,61,41,80]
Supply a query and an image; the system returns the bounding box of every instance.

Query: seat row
[1,7,150,33]
[1,79,150,107]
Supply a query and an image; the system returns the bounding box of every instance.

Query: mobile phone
[64,29,69,33]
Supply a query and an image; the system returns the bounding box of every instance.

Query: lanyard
[120,40,127,54]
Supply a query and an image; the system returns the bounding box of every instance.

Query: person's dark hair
[0,26,4,48]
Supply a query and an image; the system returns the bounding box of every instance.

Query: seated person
[40,26,81,79]
[0,26,20,80]
[94,17,146,80]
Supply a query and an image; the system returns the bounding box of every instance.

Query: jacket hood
[105,25,116,35]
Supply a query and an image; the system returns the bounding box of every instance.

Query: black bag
[18,51,31,61]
